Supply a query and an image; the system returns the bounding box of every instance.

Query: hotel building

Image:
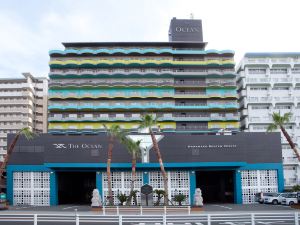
[6,19,284,206]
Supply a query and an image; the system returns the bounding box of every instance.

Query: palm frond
[19,127,35,140]
[267,123,278,132]
[282,112,292,123]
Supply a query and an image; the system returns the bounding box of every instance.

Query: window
[250,87,268,91]
[252,105,270,110]
[292,68,300,74]
[273,87,289,90]
[270,68,287,74]
[275,105,291,109]
[248,68,266,74]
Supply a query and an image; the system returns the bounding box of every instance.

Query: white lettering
[175,27,201,33]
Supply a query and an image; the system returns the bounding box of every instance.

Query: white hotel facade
[237,53,300,189]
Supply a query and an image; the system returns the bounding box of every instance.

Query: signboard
[8,132,282,165]
[169,18,203,42]
[141,184,153,195]
[141,184,153,206]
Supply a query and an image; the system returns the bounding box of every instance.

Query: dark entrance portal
[58,172,96,204]
[196,170,234,203]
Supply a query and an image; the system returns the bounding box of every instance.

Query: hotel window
[68,114,77,118]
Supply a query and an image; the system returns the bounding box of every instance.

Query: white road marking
[212,204,233,210]
[62,205,79,210]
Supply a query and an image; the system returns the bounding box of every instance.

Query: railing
[0,212,298,225]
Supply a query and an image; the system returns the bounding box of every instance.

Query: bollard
[140,205,143,215]
[33,214,37,225]
[188,206,191,215]
[103,205,106,215]
[117,206,119,215]
[164,206,167,215]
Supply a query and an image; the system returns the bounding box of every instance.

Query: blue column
[6,166,13,205]
[143,171,149,185]
[277,165,284,192]
[189,171,196,205]
[96,172,103,198]
[234,170,242,204]
[50,171,58,206]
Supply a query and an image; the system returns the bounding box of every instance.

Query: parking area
[5,203,296,213]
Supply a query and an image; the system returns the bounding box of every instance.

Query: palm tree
[267,112,300,161]
[123,138,141,205]
[0,127,35,189]
[103,124,124,206]
[139,114,169,205]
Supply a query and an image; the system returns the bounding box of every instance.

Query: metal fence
[0,212,299,225]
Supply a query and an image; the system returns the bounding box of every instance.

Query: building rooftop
[62,41,207,49]
[244,52,300,58]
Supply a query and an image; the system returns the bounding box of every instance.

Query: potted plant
[117,193,128,206]
[173,194,186,206]
[154,189,166,206]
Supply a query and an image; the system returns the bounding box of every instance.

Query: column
[96,172,103,198]
[234,170,242,204]
[189,170,196,205]
[50,171,58,206]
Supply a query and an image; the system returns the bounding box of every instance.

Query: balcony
[247,97,272,103]
[176,126,208,131]
[49,80,174,87]
[174,81,206,87]
[245,78,271,84]
[283,157,300,165]
[174,92,206,98]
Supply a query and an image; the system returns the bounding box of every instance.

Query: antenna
[190,13,194,19]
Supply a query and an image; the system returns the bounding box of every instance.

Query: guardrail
[0,212,299,225]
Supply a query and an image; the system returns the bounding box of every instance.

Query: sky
[0,0,300,78]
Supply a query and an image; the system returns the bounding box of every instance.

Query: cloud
[0,0,300,78]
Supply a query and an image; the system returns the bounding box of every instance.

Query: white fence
[0,212,299,225]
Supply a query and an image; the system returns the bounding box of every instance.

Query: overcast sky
[0,0,300,78]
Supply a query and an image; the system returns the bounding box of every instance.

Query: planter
[191,206,204,211]
[91,206,102,212]
[290,204,300,209]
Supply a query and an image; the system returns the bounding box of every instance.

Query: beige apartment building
[0,73,48,161]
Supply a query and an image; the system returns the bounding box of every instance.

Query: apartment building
[0,73,48,161]
[237,53,300,189]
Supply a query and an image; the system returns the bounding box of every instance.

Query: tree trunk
[0,133,20,185]
[149,129,169,206]
[280,125,300,162]
[127,152,137,205]
[107,135,114,206]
